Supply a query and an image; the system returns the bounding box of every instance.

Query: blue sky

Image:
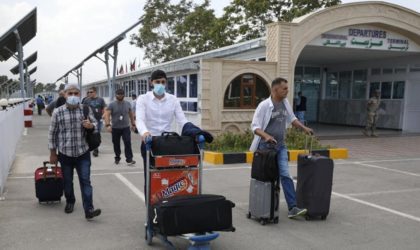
[0,0,419,84]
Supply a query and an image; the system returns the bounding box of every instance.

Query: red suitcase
[35,161,64,203]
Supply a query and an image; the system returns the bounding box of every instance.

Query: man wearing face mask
[104,88,136,166]
[136,70,188,187]
[48,84,101,220]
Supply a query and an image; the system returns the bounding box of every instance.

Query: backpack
[82,105,101,151]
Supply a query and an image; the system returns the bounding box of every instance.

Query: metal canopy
[10,51,37,74]
[0,8,37,61]
[57,19,142,100]
[28,66,37,75]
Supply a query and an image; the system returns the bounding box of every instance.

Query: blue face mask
[66,96,80,105]
[153,83,166,96]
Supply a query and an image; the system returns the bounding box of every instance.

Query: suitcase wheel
[273,217,279,224]
[246,212,251,219]
[260,219,267,226]
[321,215,327,220]
[305,215,312,221]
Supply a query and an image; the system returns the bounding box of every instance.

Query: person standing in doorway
[250,77,313,219]
[363,90,381,137]
[295,91,307,124]
[104,89,136,165]
[82,87,106,157]
[48,83,101,220]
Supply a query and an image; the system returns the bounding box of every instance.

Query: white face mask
[66,96,80,105]
[153,83,166,96]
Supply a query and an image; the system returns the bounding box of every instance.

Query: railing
[0,100,25,199]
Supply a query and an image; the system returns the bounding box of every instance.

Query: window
[352,70,367,99]
[258,57,266,61]
[189,74,198,98]
[167,77,175,95]
[176,75,187,98]
[303,67,321,84]
[224,73,270,109]
[394,67,406,74]
[383,68,393,74]
[326,72,338,99]
[294,67,303,85]
[409,65,420,72]
[393,81,405,99]
[369,82,380,98]
[371,68,381,75]
[339,71,351,99]
[381,82,392,99]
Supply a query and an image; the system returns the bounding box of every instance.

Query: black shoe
[115,159,120,165]
[127,160,136,166]
[93,149,98,157]
[85,208,101,220]
[64,203,74,214]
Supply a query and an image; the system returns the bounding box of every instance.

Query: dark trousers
[37,104,43,115]
[58,151,94,213]
[112,127,133,162]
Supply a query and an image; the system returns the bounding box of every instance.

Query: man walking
[250,77,313,219]
[82,87,106,156]
[104,88,136,165]
[363,90,381,137]
[48,83,101,220]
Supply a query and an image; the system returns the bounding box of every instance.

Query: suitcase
[247,178,279,225]
[251,149,278,182]
[296,154,334,220]
[151,194,235,236]
[35,161,64,203]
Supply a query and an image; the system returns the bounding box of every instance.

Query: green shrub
[206,128,331,152]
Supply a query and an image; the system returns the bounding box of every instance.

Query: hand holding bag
[82,105,101,151]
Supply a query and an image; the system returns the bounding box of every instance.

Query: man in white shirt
[250,77,313,219]
[136,69,188,183]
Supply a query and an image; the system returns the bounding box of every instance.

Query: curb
[203,148,348,165]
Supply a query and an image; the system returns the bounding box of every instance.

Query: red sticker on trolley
[150,169,198,205]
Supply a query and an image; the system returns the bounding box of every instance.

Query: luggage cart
[144,135,219,249]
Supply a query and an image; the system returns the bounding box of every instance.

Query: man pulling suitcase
[250,77,313,219]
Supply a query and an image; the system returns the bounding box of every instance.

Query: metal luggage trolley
[144,135,219,250]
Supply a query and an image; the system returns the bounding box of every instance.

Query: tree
[131,0,233,64]
[34,83,44,94]
[222,0,341,41]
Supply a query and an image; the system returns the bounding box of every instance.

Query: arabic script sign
[309,25,420,52]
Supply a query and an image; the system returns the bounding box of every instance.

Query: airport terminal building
[84,2,420,133]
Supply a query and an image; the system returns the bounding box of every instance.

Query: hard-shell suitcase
[247,178,279,225]
[296,154,334,220]
[151,194,235,236]
[34,161,64,203]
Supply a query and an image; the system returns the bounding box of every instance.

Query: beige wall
[266,1,420,104]
[200,59,277,134]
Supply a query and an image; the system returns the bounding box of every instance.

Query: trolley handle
[197,135,205,150]
[145,135,153,151]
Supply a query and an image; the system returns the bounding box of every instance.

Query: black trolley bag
[248,145,280,225]
[151,194,235,236]
[296,136,334,220]
[34,161,64,203]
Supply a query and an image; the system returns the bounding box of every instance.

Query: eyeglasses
[67,92,80,96]
[153,80,166,84]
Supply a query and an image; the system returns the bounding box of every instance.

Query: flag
[130,59,136,71]
[119,65,124,75]
[125,63,128,74]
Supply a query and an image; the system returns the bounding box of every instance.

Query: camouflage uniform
[363,96,380,137]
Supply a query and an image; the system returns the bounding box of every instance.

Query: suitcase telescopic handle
[304,134,314,155]
[42,161,59,179]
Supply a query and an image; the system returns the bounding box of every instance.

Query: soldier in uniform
[363,90,381,137]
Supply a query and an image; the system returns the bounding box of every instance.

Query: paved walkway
[1,114,420,249]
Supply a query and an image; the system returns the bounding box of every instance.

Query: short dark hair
[115,88,125,95]
[151,69,167,81]
[89,87,97,92]
[271,77,288,88]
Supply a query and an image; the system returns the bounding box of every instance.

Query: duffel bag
[152,132,197,156]
[251,149,278,182]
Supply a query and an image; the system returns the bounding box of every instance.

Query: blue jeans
[296,111,305,124]
[258,143,297,210]
[58,151,94,213]
[112,127,133,162]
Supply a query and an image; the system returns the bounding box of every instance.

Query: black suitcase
[151,194,235,236]
[34,161,64,203]
[152,132,198,156]
[296,154,334,220]
[251,149,278,182]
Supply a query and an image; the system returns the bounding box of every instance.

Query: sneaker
[64,203,74,214]
[85,208,101,220]
[288,207,307,219]
[115,159,120,165]
[93,149,98,157]
[371,133,378,137]
[362,130,369,136]
[127,160,136,166]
